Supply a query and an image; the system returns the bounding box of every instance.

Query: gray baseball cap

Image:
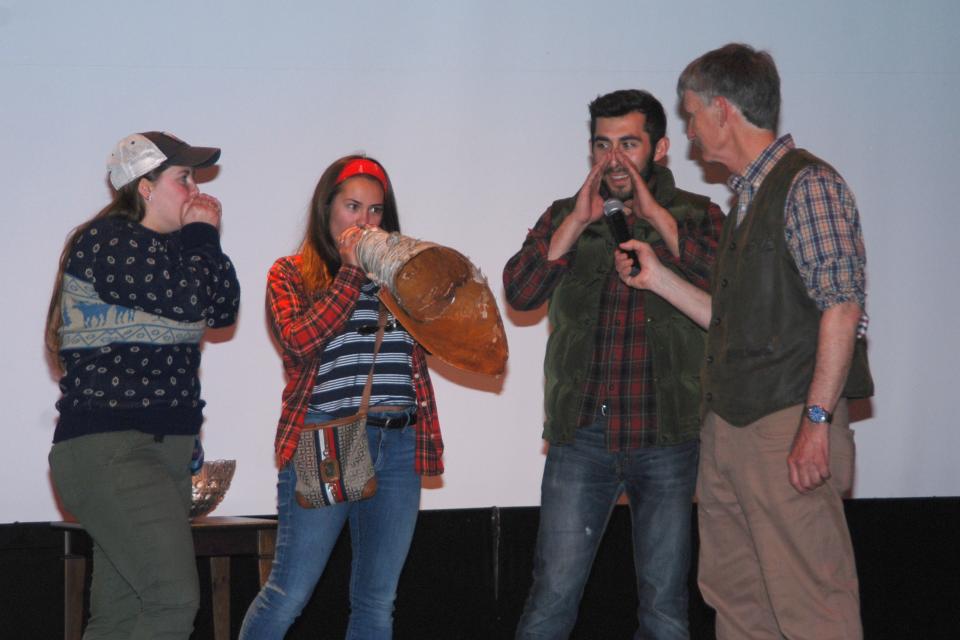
[107,131,220,189]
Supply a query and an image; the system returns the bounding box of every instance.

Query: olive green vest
[543,164,712,445]
[701,149,873,426]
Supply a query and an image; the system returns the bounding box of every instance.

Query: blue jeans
[516,420,699,640]
[239,420,421,640]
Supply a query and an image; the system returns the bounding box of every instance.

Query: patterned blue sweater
[53,217,240,442]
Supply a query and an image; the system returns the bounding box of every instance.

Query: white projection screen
[3,1,958,522]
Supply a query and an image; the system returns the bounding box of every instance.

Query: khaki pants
[697,403,862,640]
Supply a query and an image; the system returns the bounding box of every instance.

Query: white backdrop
[3,1,958,522]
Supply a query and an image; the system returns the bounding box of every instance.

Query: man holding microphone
[504,89,724,639]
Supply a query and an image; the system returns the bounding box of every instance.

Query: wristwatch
[804,405,833,424]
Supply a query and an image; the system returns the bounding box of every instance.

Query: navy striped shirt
[308,281,415,418]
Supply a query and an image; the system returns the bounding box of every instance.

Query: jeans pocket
[278,463,295,512]
[365,426,381,469]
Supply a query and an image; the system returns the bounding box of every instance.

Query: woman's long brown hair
[44,165,166,370]
[298,155,400,296]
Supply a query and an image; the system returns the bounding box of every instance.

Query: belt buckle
[372,409,416,429]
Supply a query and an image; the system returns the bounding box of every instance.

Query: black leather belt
[367,411,417,429]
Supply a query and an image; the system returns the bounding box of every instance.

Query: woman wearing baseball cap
[239,155,445,639]
[46,131,240,638]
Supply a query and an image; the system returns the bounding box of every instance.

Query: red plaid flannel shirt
[267,254,444,474]
[503,192,724,449]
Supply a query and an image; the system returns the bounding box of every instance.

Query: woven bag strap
[358,304,387,413]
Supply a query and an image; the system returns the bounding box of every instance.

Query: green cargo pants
[49,431,199,640]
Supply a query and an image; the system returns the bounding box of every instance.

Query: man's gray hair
[677,43,781,131]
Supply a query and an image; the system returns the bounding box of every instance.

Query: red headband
[335,158,388,192]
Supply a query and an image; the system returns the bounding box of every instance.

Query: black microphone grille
[603,199,624,217]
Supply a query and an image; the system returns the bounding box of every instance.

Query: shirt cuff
[180,222,221,250]
[336,264,367,288]
[812,290,866,312]
[545,252,572,269]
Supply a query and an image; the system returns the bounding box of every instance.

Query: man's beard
[599,153,655,202]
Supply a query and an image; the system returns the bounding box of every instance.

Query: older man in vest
[616,45,873,640]
[503,89,724,639]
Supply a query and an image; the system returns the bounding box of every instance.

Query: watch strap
[805,404,833,424]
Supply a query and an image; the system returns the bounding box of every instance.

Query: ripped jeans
[239,418,420,640]
[516,419,699,640]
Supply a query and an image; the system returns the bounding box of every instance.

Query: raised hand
[612,148,679,256]
[181,193,222,229]
[612,148,657,221]
[570,155,611,225]
[337,225,366,267]
[547,157,611,260]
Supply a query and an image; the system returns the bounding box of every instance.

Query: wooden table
[53,516,277,640]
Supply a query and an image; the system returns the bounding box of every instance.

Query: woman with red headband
[240,155,444,639]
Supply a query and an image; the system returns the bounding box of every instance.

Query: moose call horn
[355,228,508,376]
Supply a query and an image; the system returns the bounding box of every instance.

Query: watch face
[806,405,830,423]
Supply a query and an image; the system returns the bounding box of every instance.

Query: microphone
[603,198,639,276]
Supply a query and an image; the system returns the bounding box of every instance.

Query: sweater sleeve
[179,222,241,327]
[67,218,239,325]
